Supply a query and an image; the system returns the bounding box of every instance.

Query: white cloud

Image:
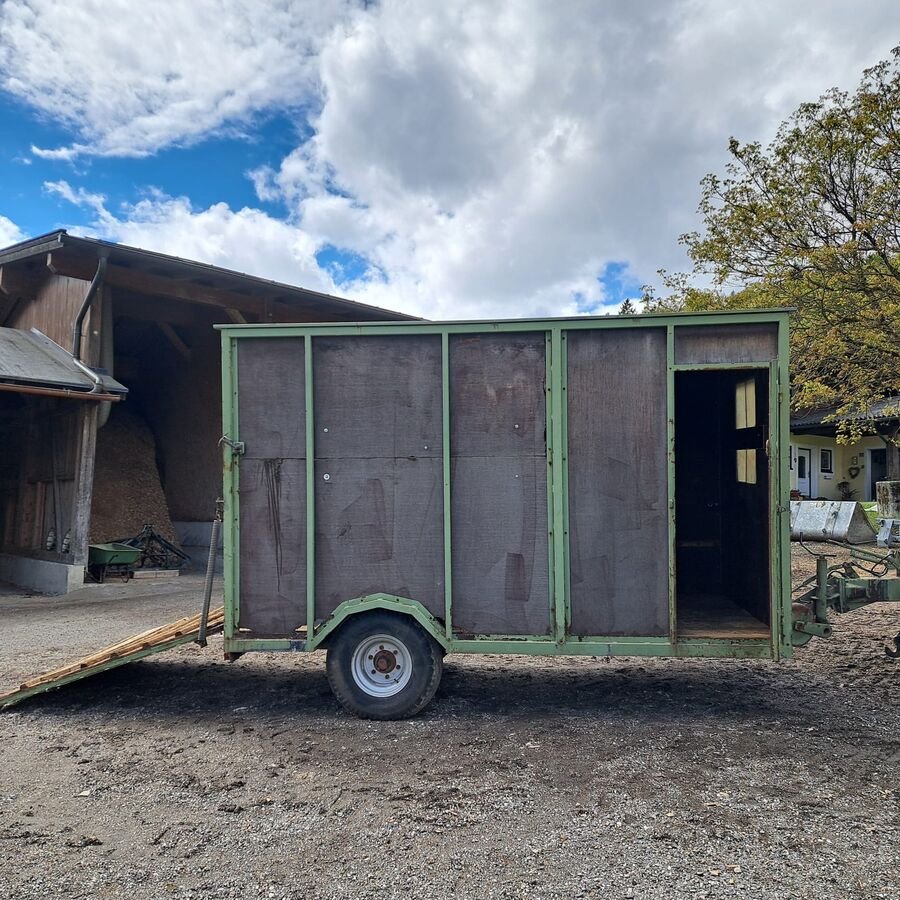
[49,182,338,294]
[4,1,897,318]
[0,215,26,247]
[0,0,361,158]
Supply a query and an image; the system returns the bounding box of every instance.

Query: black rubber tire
[326,612,443,720]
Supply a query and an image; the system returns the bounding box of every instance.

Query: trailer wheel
[326,612,443,720]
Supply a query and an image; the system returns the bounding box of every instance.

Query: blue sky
[0,1,894,319]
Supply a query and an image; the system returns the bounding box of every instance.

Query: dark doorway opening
[674,369,771,639]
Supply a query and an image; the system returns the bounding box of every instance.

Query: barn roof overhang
[0,230,416,323]
[0,326,127,401]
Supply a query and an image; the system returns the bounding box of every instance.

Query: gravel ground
[0,548,898,900]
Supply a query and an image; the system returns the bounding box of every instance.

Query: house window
[820,448,833,473]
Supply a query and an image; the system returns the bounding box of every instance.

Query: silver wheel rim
[350,633,413,698]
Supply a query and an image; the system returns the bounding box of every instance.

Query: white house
[790,400,898,501]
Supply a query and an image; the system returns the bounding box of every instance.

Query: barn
[0,230,412,592]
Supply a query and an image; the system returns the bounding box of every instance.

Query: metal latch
[219,435,245,456]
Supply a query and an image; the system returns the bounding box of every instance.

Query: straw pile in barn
[89,408,179,544]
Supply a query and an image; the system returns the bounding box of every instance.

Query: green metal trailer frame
[218,308,793,663]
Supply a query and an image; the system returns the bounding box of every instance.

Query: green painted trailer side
[217,308,793,664]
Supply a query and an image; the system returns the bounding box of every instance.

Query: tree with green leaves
[650,47,900,471]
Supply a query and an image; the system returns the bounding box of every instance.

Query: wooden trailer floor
[677,594,770,639]
[0,606,224,710]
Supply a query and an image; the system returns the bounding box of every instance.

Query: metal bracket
[793,620,833,638]
[219,435,245,456]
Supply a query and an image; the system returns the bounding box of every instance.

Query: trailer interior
[675,368,771,640]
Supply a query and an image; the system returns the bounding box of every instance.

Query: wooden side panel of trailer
[566,328,670,636]
[313,335,445,619]
[236,338,307,635]
[449,333,551,636]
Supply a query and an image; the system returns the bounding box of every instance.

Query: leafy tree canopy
[646,47,900,443]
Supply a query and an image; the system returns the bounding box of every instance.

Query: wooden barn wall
[6,274,98,363]
[236,338,307,635]
[449,333,550,636]
[313,334,444,620]
[674,323,778,365]
[0,397,82,560]
[567,328,669,636]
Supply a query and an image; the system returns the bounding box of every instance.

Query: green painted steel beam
[307,594,451,652]
[221,330,239,640]
[441,332,453,640]
[215,307,791,335]
[304,333,316,636]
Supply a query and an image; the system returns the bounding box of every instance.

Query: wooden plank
[314,456,445,620]
[448,332,550,635]
[311,334,445,620]
[567,328,669,636]
[674,323,778,365]
[237,338,306,459]
[238,459,307,634]
[0,608,224,709]
[157,322,192,360]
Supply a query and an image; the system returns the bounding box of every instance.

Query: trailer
[215,308,809,719]
[1,308,897,715]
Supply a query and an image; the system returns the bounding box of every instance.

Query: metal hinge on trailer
[219,435,245,456]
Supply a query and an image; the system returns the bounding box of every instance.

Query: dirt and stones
[0,546,898,900]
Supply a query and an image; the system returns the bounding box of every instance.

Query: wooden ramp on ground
[0,607,224,710]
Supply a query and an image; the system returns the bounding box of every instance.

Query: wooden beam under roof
[47,251,271,316]
[157,322,192,360]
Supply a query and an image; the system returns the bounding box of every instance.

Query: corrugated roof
[0,327,127,396]
[791,396,900,430]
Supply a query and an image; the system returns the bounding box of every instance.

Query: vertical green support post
[666,325,677,641]
[441,332,453,639]
[305,334,316,636]
[777,316,792,657]
[549,327,568,643]
[221,332,239,639]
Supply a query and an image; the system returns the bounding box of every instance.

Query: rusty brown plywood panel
[450,455,550,635]
[674,323,778,365]
[314,335,442,460]
[567,328,669,636]
[313,334,444,618]
[314,457,444,618]
[238,458,306,635]
[449,333,550,635]
[449,333,546,456]
[237,337,306,459]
